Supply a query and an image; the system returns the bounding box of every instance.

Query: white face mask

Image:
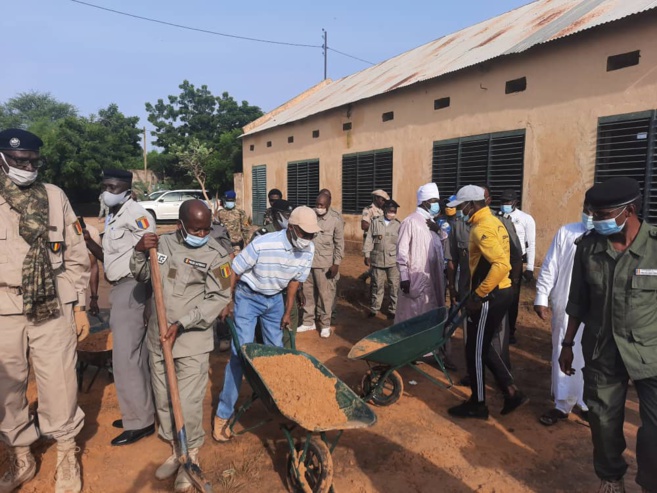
[289,226,312,250]
[102,189,131,207]
[315,207,327,216]
[1,153,38,187]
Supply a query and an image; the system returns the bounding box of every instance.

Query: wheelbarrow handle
[444,291,473,335]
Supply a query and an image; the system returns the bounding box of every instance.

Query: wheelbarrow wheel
[361,366,404,406]
[286,438,334,493]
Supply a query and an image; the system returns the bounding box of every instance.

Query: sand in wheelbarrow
[349,339,388,358]
[251,353,348,430]
[78,330,113,352]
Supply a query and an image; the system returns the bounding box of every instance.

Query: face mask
[501,204,514,214]
[290,227,312,250]
[385,213,396,220]
[102,189,130,207]
[461,203,473,222]
[593,207,627,236]
[315,207,327,216]
[1,153,38,187]
[181,222,210,248]
[225,201,236,210]
[455,210,464,219]
[581,212,594,231]
[277,213,289,229]
[429,203,440,216]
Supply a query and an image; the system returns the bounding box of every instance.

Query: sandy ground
[0,217,642,493]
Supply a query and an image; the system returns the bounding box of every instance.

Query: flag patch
[135,216,150,229]
[219,262,231,278]
[73,221,83,235]
[49,242,63,253]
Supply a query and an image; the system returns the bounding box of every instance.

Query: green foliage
[0,91,77,130]
[145,80,262,193]
[170,138,213,202]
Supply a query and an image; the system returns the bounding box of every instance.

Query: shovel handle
[148,247,186,439]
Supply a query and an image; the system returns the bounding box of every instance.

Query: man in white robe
[534,202,592,425]
[395,183,445,323]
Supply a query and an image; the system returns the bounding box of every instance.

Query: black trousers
[467,288,514,403]
[507,260,523,335]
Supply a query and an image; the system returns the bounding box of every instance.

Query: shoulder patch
[213,262,232,279]
[157,252,168,264]
[49,242,63,253]
[649,228,657,238]
[73,220,83,235]
[184,258,208,269]
[255,228,268,236]
[135,216,150,230]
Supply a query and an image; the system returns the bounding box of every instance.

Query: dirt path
[0,218,641,492]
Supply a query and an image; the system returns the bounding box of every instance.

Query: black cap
[102,169,133,183]
[384,199,400,209]
[268,188,283,199]
[500,189,518,202]
[585,177,641,209]
[0,129,43,151]
[271,199,294,213]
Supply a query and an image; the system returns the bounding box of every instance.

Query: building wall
[242,12,657,264]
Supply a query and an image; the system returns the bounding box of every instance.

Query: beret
[585,177,641,209]
[384,199,400,209]
[268,188,283,198]
[271,199,294,213]
[500,189,518,201]
[224,190,236,200]
[102,169,133,183]
[0,129,43,151]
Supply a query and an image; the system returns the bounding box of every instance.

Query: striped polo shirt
[232,229,315,295]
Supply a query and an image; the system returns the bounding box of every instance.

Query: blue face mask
[592,207,627,236]
[429,202,440,216]
[225,201,236,210]
[455,210,464,219]
[181,223,209,248]
[501,204,514,214]
[581,212,594,231]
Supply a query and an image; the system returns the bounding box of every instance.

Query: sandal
[539,408,568,426]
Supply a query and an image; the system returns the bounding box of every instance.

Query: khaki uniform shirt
[217,208,250,248]
[130,232,232,359]
[567,222,657,380]
[102,199,155,282]
[313,209,344,269]
[363,216,400,268]
[0,184,90,314]
[361,203,384,228]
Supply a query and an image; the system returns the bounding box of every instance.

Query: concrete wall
[242,12,657,264]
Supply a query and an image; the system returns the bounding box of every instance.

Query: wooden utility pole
[143,126,147,171]
[323,29,328,80]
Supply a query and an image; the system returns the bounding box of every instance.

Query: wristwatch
[561,340,575,348]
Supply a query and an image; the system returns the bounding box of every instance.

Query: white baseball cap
[447,185,485,207]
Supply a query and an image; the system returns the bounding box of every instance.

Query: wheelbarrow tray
[348,307,449,365]
[241,343,377,432]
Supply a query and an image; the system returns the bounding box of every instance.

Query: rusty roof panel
[243,0,657,137]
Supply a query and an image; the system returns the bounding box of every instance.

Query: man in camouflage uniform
[251,199,300,348]
[363,199,400,319]
[359,189,390,282]
[217,190,250,253]
[263,188,282,226]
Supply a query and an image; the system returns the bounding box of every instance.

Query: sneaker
[155,442,180,480]
[55,440,81,493]
[296,323,316,333]
[174,468,192,493]
[0,446,36,492]
[320,327,332,338]
[448,400,489,420]
[501,391,529,415]
[212,416,232,442]
[598,479,625,493]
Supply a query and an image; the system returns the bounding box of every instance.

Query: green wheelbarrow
[225,318,377,493]
[348,297,469,406]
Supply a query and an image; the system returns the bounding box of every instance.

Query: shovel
[149,247,213,493]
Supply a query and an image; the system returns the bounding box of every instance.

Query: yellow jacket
[468,207,512,297]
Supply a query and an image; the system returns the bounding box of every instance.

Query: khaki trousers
[302,267,338,329]
[149,350,209,449]
[0,303,84,447]
[370,266,399,314]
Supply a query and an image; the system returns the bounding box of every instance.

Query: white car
[139,189,208,221]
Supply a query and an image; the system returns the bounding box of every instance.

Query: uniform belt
[109,276,133,286]
[1,285,23,295]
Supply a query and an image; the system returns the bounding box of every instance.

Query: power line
[328,47,375,66]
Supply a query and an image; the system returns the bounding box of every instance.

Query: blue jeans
[216,283,284,419]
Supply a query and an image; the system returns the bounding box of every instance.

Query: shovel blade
[184,461,212,493]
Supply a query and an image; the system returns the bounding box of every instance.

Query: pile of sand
[349,339,388,358]
[78,330,113,352]
[252,353,348,430]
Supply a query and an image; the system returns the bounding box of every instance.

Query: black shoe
[501,391,529,415]
[112,419,123,429]
[509,334,518,345]
[448,400,489,420]
[367,312,377,318]
[111,424,155,446]
[387,313,395,320]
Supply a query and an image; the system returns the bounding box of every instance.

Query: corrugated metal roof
[243,0,657,137]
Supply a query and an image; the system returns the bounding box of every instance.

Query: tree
[170,138,214,205]
[145,81,262,192]
[0,91,77,130]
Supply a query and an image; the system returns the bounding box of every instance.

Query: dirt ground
[0,217,643,493]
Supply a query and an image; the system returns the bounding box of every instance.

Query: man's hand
[135,233,158,253]
[426,219,439,234]
[559,347,576,376]
[466,297,483,313]
[89,297,100,317]
[400,280,410,294]
[448,285,458,306]
[74,309,90,342]
[364,257,370,267]
[161,322,180,345]
[534,305,549,321]
[326,264,339,279]
[220,301,234,322]
[523,270,534,283]
[297,288,306,308]
[281,313,291,331]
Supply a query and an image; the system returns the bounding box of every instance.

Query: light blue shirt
[232,229,315,295]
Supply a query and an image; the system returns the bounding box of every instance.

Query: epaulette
[574,230,594,245]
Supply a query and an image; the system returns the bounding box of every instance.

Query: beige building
[241,0,657,262]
